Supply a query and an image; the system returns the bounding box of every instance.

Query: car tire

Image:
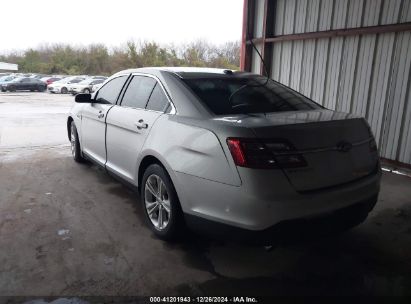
[141,164,184,240]
[38,85,46,92]
[70,121,86,163]
[83,88,91,94]
[61,87,68,94]
[9,85,16,92]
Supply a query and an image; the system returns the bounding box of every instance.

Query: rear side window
[121,76,156,109]
[96,75,128,104]
[182,77,321,115]
[146,83,170,112]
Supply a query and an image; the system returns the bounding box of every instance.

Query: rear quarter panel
[140,114,241,187]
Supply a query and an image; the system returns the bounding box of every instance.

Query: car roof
[106,67,258,119]
[112,67,250,79]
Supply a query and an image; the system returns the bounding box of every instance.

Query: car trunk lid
[247,111,379,192]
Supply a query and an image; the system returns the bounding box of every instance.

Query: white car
[91,83,103,93]
[48,77,86,94]
[69,79,105,95]
[67,67,381,242]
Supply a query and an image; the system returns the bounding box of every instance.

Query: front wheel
[83,88,91,94]
[70,121,86,163]
[141,164,184,240]
[38,85,46,92]
[61,87,68,94]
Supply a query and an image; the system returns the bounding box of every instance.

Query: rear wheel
[70,121,85,163]
[141,164,183,240]
[38,85,46,92]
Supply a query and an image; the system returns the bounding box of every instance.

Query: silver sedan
[67,67,381,241]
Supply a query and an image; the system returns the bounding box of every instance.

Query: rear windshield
[182,77,321,115]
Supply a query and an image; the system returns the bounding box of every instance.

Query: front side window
[121,76,156,109]
[146,83,170,112]
[182,76,322,115]
[95,75,128,104]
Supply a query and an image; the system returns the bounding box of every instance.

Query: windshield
[182,76,322,115]
[1,76,15,82]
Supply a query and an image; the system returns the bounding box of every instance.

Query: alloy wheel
[144,174,171,230]
[70,124,76,157]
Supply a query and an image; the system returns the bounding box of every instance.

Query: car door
[28,79,37,90]
[20,78,30,90]
[105,74,172,184]
[81,75,129,165]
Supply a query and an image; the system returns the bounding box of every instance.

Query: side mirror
[75,93,92,103]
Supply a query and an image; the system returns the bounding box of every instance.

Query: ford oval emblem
[336,141,352,152]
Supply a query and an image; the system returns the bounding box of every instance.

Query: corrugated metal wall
[247,0,411,166]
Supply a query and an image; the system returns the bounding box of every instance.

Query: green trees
[0,40,240,75]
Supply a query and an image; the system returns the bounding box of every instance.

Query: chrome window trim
[94,73,130,105]
[120,72,176,115]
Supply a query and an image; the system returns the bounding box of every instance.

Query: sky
[0,0,243,53]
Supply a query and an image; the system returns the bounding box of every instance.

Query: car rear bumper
[174,169,381,231]
[184,194,377,243]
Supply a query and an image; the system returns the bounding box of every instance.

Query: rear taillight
[226,138,247,167]
[226,138,306,169]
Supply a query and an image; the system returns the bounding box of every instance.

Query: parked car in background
[48,76,86,94]
[91,76,107,80]
[41,77,63,86]
[91,82,104,93]
[1,77,47,92]
[67,67,381,241]
[0,75,17,85]
[69,78,105,95]
[30,74,48,79]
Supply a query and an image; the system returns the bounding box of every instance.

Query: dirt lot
[0,92,411,300]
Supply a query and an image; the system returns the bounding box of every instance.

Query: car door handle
[135,119,148,130]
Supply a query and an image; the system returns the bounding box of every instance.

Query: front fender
[67,104,84,142]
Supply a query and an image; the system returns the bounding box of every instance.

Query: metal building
[0,62,18,71]
[241,0,411,167]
